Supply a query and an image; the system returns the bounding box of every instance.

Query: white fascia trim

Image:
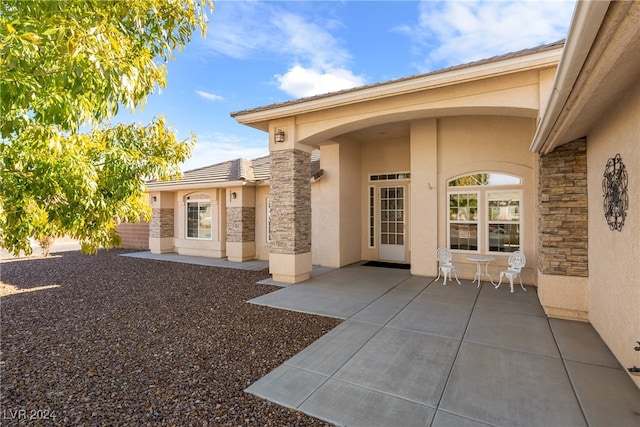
[530,0,611,153]
[146,180,249,192]
[235,49,562,125]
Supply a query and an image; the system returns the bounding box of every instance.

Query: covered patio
[247,263,640,426]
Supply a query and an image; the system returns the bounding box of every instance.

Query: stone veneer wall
[226,207,255,242]
[149,208,174,238]
[269,148,311,254]
[538,139,588,277]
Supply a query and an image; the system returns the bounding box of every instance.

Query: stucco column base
[269,252,312,284]
[227,241,256,262]
[149,237,174,254]
[537,272,589,321]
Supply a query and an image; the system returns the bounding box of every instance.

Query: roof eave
[146,180,251,192]
[232,45,563,129]
[530,1,611,154]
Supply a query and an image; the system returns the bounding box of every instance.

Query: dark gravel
[0,249,341,426]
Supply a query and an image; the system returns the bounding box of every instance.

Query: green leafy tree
[0,0,214,255]
[449,173,490,187]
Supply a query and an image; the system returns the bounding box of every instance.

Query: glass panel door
[379,186,406,262]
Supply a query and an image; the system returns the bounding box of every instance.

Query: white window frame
[486,190,522,254]
[186,198,212,240]
[447,173,522,254]
[447,191,480,253]
[266,197,272,243]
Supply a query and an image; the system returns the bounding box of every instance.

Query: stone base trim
[227,241,256,262]
[269,252,312,284]
[150,237,174,254]
[537,272,589,321]
[176,247,226,258]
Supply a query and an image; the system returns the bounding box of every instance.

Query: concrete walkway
[121,251,269,271]
[247,263,640,426]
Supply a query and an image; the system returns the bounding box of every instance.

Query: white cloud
[399,0,576,71]
[202,1,272,59]
[273,13,365,98]
[181,132,269,172]
[276,65,364,98]
[195,90,223,102]
[202,2,365,98]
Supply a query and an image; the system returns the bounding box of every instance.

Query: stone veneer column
[538,139,589,276]
[537,138,589,320]
[226,206,256,261]
[149,207,174,254]
[269,148,312,283]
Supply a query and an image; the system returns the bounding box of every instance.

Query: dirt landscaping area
[0,249,340,425]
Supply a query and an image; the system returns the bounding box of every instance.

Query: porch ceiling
[330,122,410,145]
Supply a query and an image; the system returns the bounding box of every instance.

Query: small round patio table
[467,255,496,288]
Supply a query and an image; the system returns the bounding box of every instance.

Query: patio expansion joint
[327,376,438,409]
[289,275,439,414]
[460,338,563,360]
[288,325,385,412]
[346,275,435,324]
[434,408,501,427]
[546,316,591,427]
[432,281,483,416]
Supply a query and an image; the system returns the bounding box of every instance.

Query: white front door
[379,186,406,262]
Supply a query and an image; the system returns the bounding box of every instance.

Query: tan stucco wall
[293,69,551,147]
[340,142,363,265]
[255,186,270,261]
[410,119,439,276]
[313,142,362,268]
[435,115,538,282]
[310,115,538,279]
[587,78,640,386]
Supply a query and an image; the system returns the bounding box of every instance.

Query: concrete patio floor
[247,263,640,427]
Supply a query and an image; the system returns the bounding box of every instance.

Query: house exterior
[229,41,562,284]
[146,153,322,262]
[145,1,638,386]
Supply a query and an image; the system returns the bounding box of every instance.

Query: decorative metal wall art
[602,153,628,231]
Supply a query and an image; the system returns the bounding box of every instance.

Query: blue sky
[120,0,577,171]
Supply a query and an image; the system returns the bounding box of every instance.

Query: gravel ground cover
[1,249,341,426]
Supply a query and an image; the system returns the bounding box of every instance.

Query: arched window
[447,173,522,253]
[186,193,212,239]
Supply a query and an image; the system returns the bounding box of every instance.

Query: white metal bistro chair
[435,247,461,285]
[495,250,527,293]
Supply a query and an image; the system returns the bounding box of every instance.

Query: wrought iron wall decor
[602,153,628,231]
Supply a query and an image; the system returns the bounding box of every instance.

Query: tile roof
[147,150,321,189]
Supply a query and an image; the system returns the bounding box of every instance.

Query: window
[447,173,522,253]
[266,197,272,242]
[380,186,404,245]
[368,187,375,247]
[369,172,411,181]
[449,192,478,250]
[186,198,212,239]
[488,192,520,252]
